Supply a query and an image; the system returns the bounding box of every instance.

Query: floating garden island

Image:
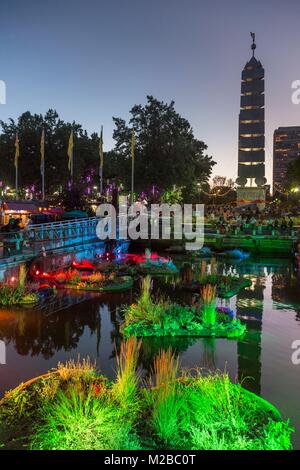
[0,265,55,306]
[121,251,179,276]
[180,261,252,298]
[33,269,133,293]
[65,251,179,278]
[121,277,246,339]
[0,340,293,450]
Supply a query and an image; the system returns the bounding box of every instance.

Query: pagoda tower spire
[236,33,267,208]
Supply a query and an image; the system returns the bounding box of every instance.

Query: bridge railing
[26,217,99,242]
[0,217,100,259]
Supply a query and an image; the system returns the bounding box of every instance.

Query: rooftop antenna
[250,32,256,57]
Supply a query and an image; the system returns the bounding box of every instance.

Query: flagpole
[71,152,73,184]
[100,166,103,195]
[131,157,134,205]
[99,126,103,195]
[14,132,19,199]
[131,128,134,205]
[42,164,45,200]
[15,163,18,198]
[41,129,45,200]
[68,130,74,186]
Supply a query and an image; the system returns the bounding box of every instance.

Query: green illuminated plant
[0,352,294,451]
[31,390,140,450]
[150,349,181,446]
[200,284,217,325]
[113,337,141,408]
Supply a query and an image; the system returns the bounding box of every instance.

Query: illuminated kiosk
[236,33,267,209]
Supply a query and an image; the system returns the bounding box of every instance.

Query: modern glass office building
[273,126,300,192]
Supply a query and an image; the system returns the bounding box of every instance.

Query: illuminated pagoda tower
[236,33,267,208]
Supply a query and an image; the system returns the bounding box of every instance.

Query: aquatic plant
[57,356,96,382]
[0,352,293,450]
[122,278,245,339]
[113,337,141,408]
[123,276,166,328]
[200,284,217,326]
[86,272,106,284]
[31,390,140,450]
[150,349,180,445]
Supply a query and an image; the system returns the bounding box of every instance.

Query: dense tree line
[0,97,215,200]
[0,109,99,193]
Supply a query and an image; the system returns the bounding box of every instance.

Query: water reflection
[0,258,299,448]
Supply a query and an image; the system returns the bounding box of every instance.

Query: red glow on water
[72,260,95,270]
[122,252,168,264]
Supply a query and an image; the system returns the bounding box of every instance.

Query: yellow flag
[14,132,20,168]
[67,130,74,173]
[40,128,45,175]
[131,128,135,162]
[99,126,104,172]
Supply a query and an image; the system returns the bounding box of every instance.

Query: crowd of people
[205,204,297,235]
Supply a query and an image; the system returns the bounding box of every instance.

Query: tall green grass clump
[150,349,181,446]
[113,337,141,409]
[31,390,140,450]
[200,284,217,326]
[123,276,165,327]
[176,372,293,450]
[0,348,294,451]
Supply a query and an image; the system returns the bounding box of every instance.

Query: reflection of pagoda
[236,277,264,395]
[236,33,267,208]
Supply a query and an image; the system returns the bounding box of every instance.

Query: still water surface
[0,256,299,448]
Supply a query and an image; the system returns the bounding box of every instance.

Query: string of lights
[199,186,236,197]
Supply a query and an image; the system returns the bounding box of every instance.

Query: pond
[0,255,299,449]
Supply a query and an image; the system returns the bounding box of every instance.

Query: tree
[111,96,215,198]
[286,159,300,191]
[0,110,100,195]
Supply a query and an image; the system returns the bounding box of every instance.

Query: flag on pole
[14,132,20,168]
[131,128,135,204]
[67,130,74,175]
[99,126,104,175]
[131,128,135,162]
[40,128,45,175]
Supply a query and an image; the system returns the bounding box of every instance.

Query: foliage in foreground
[0,340,293,451]
[121,277,246,338]
[0,265,39,306]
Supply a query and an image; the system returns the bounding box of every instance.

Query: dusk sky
[1,0,300,185]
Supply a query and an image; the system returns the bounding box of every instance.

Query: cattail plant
[200,284,217,326]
